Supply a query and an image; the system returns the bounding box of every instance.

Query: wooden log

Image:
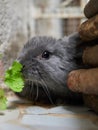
[83,94,98,114]
[67,68,98,95]
[83,45,98,66]
[79,14,98,41]
[84,0,98,18]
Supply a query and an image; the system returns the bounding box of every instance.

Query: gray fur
[17,33,83,104]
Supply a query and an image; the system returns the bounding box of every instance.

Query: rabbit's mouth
[16,79,55,104]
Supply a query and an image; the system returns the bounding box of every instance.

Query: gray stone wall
[0,0,33,69]
[0,0,62,69]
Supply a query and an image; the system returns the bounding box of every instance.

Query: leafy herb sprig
[0,88,7,110]
[4,61,24,92]
[0,60,24,110]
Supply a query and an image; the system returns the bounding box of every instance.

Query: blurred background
[0,0,88,69]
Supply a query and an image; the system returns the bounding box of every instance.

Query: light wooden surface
[0,94,98,130]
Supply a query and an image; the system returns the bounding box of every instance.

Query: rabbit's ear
[62,32,83,48]
[68,32,82,45]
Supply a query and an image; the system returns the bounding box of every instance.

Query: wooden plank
[31,7,84,19]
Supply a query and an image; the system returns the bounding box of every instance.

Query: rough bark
[83,45,98,66]
[83,94,98,114]
[84,0,98,18]
[79,14,98,41]
[67,68,98,95]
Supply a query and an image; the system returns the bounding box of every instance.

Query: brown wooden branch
[84,0,98,18]
[83,94,98,114]
[79,14,98,41]
[83,45,98,66]
[67,68,98,95]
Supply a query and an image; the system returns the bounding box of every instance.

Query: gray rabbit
[17,33,93,105]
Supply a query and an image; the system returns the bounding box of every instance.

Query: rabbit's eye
[42,51,50,59]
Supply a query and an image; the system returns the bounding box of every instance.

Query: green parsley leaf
[4,61,24,92]
[11,61,23,74]
[0,88,7,110]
